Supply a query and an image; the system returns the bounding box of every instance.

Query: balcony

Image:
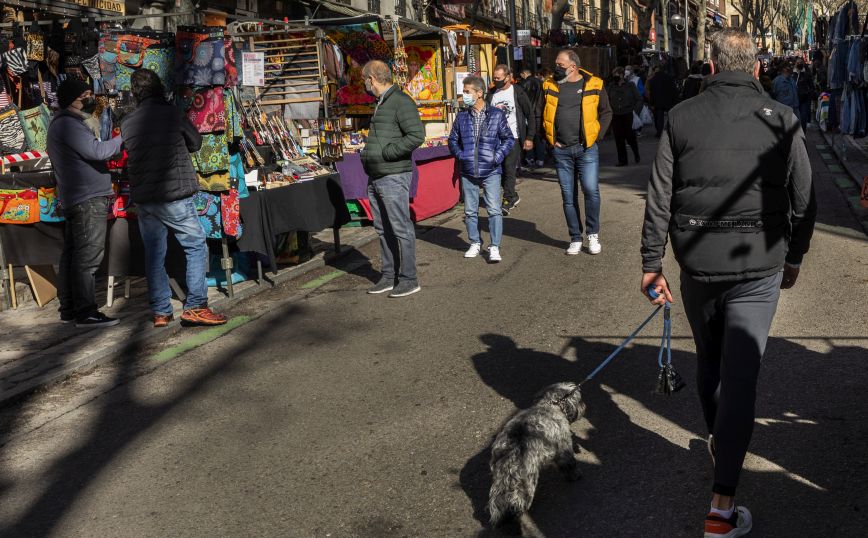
[577,2,587,22]
[368,0,380,13]
[395,0,406,17]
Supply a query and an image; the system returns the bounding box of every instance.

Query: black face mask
[80,97,97,114]
[493,79,506,90]
[553,66,568,80]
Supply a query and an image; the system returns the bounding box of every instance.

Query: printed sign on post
[242,52,265,87]
[516,29,531,47]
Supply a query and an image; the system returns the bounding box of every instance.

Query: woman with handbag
[606,67,644,167]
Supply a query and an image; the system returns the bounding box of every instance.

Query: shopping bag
[640,105,653,126]
[220,188,242,238]
[632,111,643,130]
[0,106,26,154]
[0,189,40,224]
[193,191,222,238]
[17,104,50,151]
[38,187,64,222]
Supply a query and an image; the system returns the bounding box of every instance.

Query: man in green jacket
[361,60,425,298]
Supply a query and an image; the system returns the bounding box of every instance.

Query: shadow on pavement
[460,332,868,537]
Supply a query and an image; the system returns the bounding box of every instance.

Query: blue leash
[577,288,680,392]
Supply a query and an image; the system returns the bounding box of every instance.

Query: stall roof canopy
[304,2,444,39]
[442,24,508,45]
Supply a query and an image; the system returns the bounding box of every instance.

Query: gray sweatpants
[680,271,783,496]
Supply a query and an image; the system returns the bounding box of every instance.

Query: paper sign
[456,71,472,97]
[242,52,265,87]
[516,29,530,47]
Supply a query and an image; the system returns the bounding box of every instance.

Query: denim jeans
[552,143,600,240]
[368,172,417,284]
[461,173,503,247]
[136,196,209,315]
[58,196,109,320]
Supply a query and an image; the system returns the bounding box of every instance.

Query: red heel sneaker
[704,506,752,537]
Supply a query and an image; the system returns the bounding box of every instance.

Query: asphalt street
[0,130,866,538]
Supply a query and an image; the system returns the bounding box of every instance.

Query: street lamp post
[684,0,689,62]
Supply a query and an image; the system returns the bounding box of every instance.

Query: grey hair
[494,63,511,76]
[462,75,485,94]
[710,29,758,74]
[362,60,392,84]
[557,49,582,69]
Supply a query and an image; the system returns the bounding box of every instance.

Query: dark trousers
[611,113,639,164]
[653,107,667,136]
[680,271,783,496]
[367,172,417,284]
[501,140,521,203]
[57,196,109,320]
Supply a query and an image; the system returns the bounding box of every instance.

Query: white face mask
[462,92,477,106]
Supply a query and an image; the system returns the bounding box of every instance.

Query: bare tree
[696,0,707,59]
[551,0,571,31]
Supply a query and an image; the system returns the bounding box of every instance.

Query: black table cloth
[238,173,350,272]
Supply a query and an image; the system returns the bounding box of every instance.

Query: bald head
[362,60,393,97]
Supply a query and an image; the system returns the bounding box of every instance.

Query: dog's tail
[488,428,541,527]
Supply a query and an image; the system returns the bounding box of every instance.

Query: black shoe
[367,278,395,294]
[388,281,421,298]
[511,196,521,208]
[635,154,641,164]
[75,311,120,328]
[60,313,75,324]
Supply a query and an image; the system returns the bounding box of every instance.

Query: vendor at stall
[361,60,425,298]
[46,79,124,328]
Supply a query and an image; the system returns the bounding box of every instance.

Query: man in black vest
[640,29,815,538]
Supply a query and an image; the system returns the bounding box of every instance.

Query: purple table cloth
[335,145,453,200]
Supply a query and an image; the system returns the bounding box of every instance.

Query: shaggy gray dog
[488,382,586,536]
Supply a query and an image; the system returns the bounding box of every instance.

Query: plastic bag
[640,105,653,126]
[632,111,643,130]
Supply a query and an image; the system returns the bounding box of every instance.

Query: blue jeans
[552,143,600,240]
[368,172,417,284]
[461,173,503,247]
[136,196,209,315]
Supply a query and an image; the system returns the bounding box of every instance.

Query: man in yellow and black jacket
[542,50,612,256]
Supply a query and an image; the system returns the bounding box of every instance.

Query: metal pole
[684,0,689,62]
[508,0,518,71]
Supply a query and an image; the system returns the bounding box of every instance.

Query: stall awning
[442,24,508,45]
[312,0,367,18]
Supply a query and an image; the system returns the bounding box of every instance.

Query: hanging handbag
[38,187,64,222]
[197,171,231,192]
[224,38,237,88]
[193,191,222,238]
[25,21,45,62]
[0,105,26,154]
[180,86,225,133]
[3,47,28,76]
[17,103,50,151]
[0,188,40,224]
[191,133,230,175]
[220,188,242,238]
[110,181,136,219]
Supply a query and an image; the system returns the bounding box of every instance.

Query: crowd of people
[360,28,816,538]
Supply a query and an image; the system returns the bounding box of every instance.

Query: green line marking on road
[816,144,828,150]
[152,315,252,363]
[301,269,346,289]
[835,177,857,189]
[827,164,845,173]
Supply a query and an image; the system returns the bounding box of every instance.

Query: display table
[237,173,350,272]
[335,145,459,222]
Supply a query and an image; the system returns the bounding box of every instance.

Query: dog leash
[576,289,685,395]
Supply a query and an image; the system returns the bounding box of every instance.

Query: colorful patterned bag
[224,38,237,87]
[26,30,45,62]
[0,189,39,224]
[181,86,225,133]
[224,89,242,141]
[38,187,64,222]
[0,106,26,154]
[176,26,226,87]
[191,133,230,175]
[3,47,28,76]
[17,104,50,151]
[220,188,242,238]
[109,181,136,219]
[193,191,222,238]
[197,171,231,192]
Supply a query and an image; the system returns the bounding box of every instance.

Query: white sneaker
[536,160,544,167]
[704,505,752,538]
[464,243,482,258]
[566,241,582,255]
[587,234,602,255]
[488,246,501,262]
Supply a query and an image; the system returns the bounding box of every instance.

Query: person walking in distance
[640,29,816,538]
[606,67,643,167]
[772,63,800,122]
[518,68,545,169]
[448,75,515,263]
[122,69,227,328]
[46,78,124,328]
[361,60,425,298]
[542,50,612,255]
[646,65,678,137]
[488,65,535,214]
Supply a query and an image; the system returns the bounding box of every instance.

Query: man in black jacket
[122,69,226,328]
[640,29,815,538]
[488,64,536,213]
[518,68,545,167]
[646,65,678,137]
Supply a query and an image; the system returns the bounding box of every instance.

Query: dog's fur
[488,382,586,536]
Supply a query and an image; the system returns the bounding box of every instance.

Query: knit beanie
[57,78,91,109]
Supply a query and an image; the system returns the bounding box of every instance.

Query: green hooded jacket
[362,84,425,179]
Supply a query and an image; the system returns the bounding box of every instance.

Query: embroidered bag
[182,86,225,133]
[46,47,60,77]
[0,188,39,224]
[220,188,242,238]
[3,47,28,76]
[224,38,237,87]
[81,53,101,80]
[197,171,231,192]
[26,24,44,61]
[224,89,242,141]
[17,104,50,151]
[176,26,226,87]
[193,191,222,238]
[38,187,63,222]
[191,133,230,175]
[0,106,26,154]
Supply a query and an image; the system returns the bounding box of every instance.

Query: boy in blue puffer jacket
[448,75,515,263]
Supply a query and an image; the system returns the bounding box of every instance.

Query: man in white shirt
[487,64,536,214]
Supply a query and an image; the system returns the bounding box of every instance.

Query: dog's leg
[571,431,582,454]
[555,436,582,482]
[518,513,546,538]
